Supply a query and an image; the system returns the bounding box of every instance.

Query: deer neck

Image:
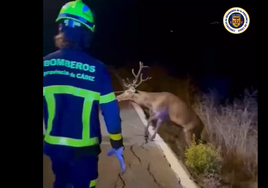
[131,90,153,109]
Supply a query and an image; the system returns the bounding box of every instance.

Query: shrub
[196,89,258,186]
[185,139,223,176]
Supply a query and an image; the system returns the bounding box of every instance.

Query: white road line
[131,102,199,188]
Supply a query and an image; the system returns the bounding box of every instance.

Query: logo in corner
[223,7,250,34]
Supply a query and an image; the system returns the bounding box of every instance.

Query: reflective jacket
[43,49,123,157]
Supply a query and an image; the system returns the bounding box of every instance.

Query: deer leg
[149,119,162,141]
[144,119,154,139]
[184,129,193,148]
[151,119,157,130]
[144,113,158,139]
[144,121,151,138]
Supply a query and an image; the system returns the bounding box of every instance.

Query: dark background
[43,0,258,99]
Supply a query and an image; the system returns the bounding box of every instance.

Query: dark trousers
[50,155,98,188]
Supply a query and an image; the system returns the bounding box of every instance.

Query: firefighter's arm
[99,66,123,149]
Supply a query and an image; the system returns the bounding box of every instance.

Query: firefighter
[43,0,125,187]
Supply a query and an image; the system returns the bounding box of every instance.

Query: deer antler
[134,73,152,88]
[122,77,135,88]
[131,61,151,88]
[122,61,151,88]
[131,61,148,85]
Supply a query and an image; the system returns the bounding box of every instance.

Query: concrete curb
[131,102,199,188]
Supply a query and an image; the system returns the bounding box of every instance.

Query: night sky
[43,0,258,98]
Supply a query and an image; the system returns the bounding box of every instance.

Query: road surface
[43,101,183,188]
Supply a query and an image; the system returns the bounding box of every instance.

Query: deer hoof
[149,135,155,141]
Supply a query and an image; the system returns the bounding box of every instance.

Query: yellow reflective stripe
[109,133,122,141]
[45,94,55,137]
[100,92,116,104]
[43,85,101,147]
[90,179,97,187]
[44,136,99,147]
[82,98,92,140]
[43,85,100,100]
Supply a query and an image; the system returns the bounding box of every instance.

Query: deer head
[117,61,151,102]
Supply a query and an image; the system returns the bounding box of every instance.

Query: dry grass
[195,90,258,188]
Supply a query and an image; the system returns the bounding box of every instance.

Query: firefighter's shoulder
[43,50,61,60]
[86,55,109,73]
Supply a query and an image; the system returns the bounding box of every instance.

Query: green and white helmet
[56,0,95,32]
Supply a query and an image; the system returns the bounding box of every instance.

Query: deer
[116,62,204,147]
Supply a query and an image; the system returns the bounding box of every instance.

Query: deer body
[116,61,204,146]
[117,90,204,146]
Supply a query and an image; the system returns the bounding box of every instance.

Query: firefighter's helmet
[56,0,95,32]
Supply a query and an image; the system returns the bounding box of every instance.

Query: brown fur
[117,90,204,146]
[140,105,157,128]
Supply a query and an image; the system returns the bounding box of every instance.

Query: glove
[107,147,125,172]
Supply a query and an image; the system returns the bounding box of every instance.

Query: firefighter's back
[43,49,105,158]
